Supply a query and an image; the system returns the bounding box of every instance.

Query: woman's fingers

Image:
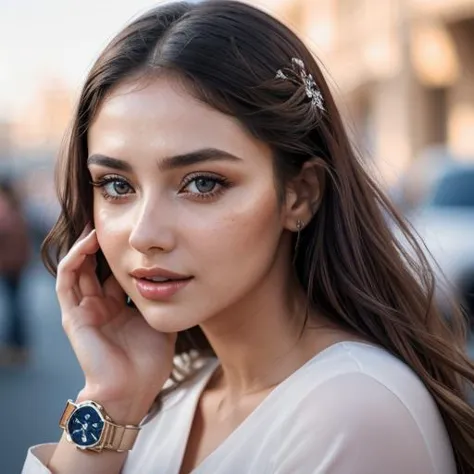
[56,228,99,312]
[78,253,103,298]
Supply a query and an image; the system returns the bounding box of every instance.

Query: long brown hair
[42,1,474,471]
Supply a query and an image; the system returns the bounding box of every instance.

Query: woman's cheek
[94,207,128,260]
[202,189,280,259]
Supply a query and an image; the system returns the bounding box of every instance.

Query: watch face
[67,404,105,448]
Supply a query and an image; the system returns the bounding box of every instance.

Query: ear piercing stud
[296,220,305,231]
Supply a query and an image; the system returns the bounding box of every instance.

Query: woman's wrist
[75,388,157,426]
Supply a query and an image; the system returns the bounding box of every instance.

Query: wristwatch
[59,399,141,453]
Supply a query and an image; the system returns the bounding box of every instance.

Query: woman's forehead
[88,77,272,165]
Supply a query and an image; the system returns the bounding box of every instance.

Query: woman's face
[88,77,289,333]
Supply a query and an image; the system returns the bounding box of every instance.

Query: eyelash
[180,172,232,200]
[89,172,232,202]
[90,175,130,202]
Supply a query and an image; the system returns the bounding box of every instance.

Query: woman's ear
[282,158,325,230]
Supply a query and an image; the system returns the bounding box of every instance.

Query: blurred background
[0,0,473,471]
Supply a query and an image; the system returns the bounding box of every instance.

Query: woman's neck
[199,267,333,398]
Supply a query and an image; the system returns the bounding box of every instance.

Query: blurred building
[0,79,74,228]
[0,78,76,193]
[11,79,75,158]
[254,0,474,183]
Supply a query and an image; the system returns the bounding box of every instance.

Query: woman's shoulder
[269,342,456,473]
[295,341,431,401]
[285,341,443,424]
[278,341,451,450]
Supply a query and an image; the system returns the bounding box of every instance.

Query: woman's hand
[56,225,176,423]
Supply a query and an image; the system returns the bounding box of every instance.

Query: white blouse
[22,342,456,474]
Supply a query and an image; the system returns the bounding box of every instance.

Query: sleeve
[270,373,436,474]
[21,444,56,474]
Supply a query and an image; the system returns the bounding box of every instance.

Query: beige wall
[11,79,74,155]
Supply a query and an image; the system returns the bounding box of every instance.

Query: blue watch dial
[67,405,105,447]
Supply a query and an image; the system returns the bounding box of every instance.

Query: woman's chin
[138,305,202,334]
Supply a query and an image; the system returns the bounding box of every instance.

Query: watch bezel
[65,400,107,450]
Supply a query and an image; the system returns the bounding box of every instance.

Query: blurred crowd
[0,177,32,364]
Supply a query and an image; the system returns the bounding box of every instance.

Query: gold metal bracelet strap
[59,400,76,429]
[104,422,141,452]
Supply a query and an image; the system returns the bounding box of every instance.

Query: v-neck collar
[174,341,360,473]
[171,359,220,474]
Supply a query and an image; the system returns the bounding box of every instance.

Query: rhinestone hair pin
[276,57,325,112]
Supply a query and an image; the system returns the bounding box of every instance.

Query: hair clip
[276,57,325,112]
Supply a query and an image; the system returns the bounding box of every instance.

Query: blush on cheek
[93,209,111,246]
[198,192,282,305]
[93,208,129,266]
[216,189,280,253]
[94,208,128,235]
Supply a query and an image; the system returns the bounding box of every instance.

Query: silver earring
[293,220,305,264]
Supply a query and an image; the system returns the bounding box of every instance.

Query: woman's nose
[128,199,176,254]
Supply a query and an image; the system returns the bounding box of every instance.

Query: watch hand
[73,417,87,429]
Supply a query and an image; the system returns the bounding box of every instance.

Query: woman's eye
[91,177,133,200]
[185,177,219,194]
[104,180,131,196]
[179,174,231,200]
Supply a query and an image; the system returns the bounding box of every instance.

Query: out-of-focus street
[0,252,83,473]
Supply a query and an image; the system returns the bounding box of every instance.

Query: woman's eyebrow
[87,148,242,173]
[157,148,242,171]
[87,154,132,172]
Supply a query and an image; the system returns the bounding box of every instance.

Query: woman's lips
[134,277,193,301]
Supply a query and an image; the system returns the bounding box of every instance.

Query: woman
[22,1,474,473]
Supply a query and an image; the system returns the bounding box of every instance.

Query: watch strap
[103,421,141,452]
[59,400,76,429]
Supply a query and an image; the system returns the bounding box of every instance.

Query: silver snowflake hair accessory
[275,57,325,112]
